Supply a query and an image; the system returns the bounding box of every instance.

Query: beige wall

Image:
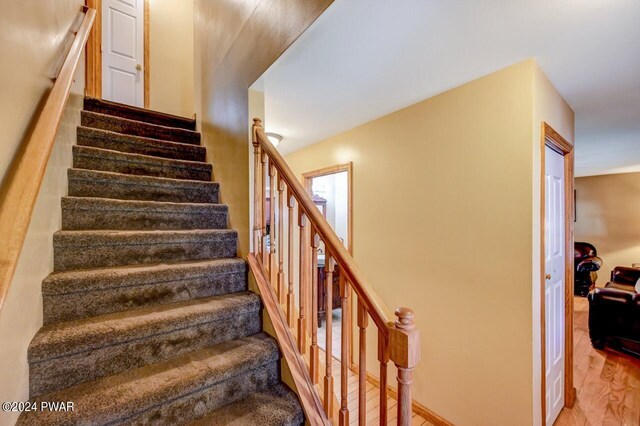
[0,3,85,424]
[0,0,84,186]
[193,0,332,409]
[0,95,83,426]
[284,60,574,426]
[193,0,332,258]
[530,63,575,426]
[575,172,640,280]
[148,0,194,117]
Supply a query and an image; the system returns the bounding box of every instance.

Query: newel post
[251,118,263,255]
[388,307,420,426]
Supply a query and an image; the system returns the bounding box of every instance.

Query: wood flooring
[555,297,640,426]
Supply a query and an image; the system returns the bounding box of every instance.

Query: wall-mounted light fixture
[265,132,283,147]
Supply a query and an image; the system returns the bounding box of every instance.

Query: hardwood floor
[554,297,640,426]
[318,308,344,360]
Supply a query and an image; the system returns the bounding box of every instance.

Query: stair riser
[73,147,212,181]
[54,233,237,271]
[61,204,228,231]
[68,170,219,204]
[126,363,279,425]
[43,271,247,324]
[81,111,200,145]
[84,98,196,130]
[29,311,262,397]
[77,127,206,162]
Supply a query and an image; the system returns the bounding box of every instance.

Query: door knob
[545,274,552,280]
[136,64,142,71]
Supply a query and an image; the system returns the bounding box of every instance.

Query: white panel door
[102,0,144,107]
[545,145,565,424]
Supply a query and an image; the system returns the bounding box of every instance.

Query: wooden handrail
[252,120,393,332]
[252,118,420,425]
[0,6,96,313]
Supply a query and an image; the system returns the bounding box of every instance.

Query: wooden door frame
[540,122,575,425]
[302,162,354,368]
[85,0,150,107]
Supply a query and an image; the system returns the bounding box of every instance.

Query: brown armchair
[588,267,640,357]
[574,242,603,297]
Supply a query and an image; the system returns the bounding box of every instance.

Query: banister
[252,118,420,425]
[0,6,96,313]
[252,118,394,333]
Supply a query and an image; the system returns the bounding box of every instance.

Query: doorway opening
[303,163,353,363]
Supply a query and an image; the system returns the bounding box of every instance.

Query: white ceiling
[254,0,640,176]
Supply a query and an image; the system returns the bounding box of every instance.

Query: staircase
[17,98,304,425]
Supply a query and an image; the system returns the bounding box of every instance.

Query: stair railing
[250,118,420,425]
[0,6,95,313]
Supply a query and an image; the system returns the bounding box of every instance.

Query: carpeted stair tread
[42,258,247,323]
[73,145,212,181]
[61,196,228,230]
[19,334,279,425]
[82,110,200,145]
[21,99,304,423]
[186,384,304,426]
[43,258,245,295]
[54,229,237,271]
[30,291,260,361]
[28,292,262,396]
[67,168,219,203]
[84,97,196,130]
[77,126,206,161]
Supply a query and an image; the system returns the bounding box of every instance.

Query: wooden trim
[143,0,150,108]
[564,149,576,409]
[84,0,149,106]
[365,372,453,426]
[85,0,102,99]
[248,254,330,426]
[302,162,354,367]
[540,121,575,426]
[543,123,572,155]
[0,7,95,313]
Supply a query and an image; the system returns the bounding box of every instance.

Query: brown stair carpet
[18,97,303,425]
[77,126,206,161]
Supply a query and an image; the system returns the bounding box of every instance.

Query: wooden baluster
[389,308,420,426]
[310,229,320,384]
[269,162,277,286]
[378,329,389,424]
[277,176,285,305]
[323,252,335,414]
[343,273,352,368]
[357,300,368,426]
[251,120,262,255]
[287,189,295,327]
[297,210,308,353]
[261,151,268,268]
[339,279,350,426]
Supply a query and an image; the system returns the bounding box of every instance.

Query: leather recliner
[588,267,640,358]
[574,242,602,297]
